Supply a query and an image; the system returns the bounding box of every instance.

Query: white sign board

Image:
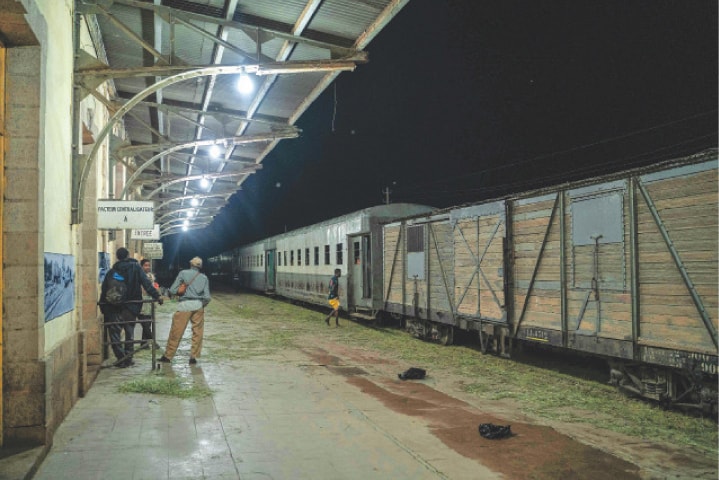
[131,224,161,240]
[143,242,164,259]
[97,200,155,229]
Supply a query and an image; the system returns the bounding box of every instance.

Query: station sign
[131,224,160,240]
[143,242,164,259]
[97,200,155,229]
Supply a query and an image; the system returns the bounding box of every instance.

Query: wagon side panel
[511,195,562,333]
[383,224,404,314]
[637,163,718,355]
[427,220,454,322]
[452,204,507,324]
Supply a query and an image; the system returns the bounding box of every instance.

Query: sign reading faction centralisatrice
[97,200,155,230]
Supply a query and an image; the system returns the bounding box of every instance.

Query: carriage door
[349,235,371,308]
[265,250,276,292]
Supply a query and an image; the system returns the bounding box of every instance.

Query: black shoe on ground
[189,357,197,365]
[159,355,171,363]
[325,317,330,326]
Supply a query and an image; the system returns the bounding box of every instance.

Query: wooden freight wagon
[383,150,717,410]
[383,200,511,351]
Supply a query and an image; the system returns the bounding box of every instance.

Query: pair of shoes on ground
[159,355,197,365]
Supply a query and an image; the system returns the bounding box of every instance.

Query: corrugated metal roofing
[76,0,408,236]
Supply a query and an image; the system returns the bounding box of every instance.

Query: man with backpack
[99,247,163,367]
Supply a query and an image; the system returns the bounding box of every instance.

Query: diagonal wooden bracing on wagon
[72,0,409,235]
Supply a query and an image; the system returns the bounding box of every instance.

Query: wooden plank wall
[428,221,454,315]
[453,216,505,321]
[510,196,562,329]
[383,225,403,305]
[637,167,718,353]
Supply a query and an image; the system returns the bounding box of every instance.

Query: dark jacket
[99,258,161,315]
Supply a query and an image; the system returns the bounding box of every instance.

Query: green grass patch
[118,375,212,399]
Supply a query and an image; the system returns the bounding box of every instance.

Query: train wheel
[478,330,491,354]
[439,325,454,346]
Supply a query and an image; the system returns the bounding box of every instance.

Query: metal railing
[99,299,161,370]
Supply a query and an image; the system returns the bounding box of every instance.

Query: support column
[2,45,46,445]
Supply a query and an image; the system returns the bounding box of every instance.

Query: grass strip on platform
[118,375,212,399]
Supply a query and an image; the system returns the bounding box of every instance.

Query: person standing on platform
[159,257,211,365]
[138,258,160,348]
[99,247,163,367]
[324,268,342,327]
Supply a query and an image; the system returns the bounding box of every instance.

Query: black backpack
[105,269,128,305]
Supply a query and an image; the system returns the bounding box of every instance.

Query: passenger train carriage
[208,150,718,412]
[209,203,435,314]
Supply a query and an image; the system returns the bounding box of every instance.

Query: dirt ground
[211,292,718,480]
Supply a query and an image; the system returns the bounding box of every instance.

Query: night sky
[165,0,718,268]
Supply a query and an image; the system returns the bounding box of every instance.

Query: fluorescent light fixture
[209,145,221,158]
[200,177,210,189]
[191,197,199,206]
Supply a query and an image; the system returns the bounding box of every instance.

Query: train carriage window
[261,255,263,267]
[305,248,310,266]
[314,246,319,265]
[407,225,426,280]
[336,243,343,265]
[278,254,281,266]
[284,251,287,266]
[291,250,294,266]
[324,245,330,265]
[297,249,302,266]
[353,241,361,264]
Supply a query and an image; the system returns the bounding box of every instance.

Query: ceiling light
[183,219,190,227]
[182,225,188,232]
[237,73,254,94]
[200,176,210,189]
[186,210,194,217]
[209,145,221,158]
[190,197,199,207]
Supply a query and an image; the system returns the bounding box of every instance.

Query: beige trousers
[164,308,205,359]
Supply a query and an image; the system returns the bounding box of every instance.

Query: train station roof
[75,0,408,236]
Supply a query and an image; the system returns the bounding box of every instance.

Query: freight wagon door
[451,202,507,324]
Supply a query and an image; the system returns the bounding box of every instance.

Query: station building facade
[1,0,142,447]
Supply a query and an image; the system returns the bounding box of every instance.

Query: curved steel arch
[118,132,295,200]
[155,193,231,211]
[142,169,261,200]
[76,65,256,223]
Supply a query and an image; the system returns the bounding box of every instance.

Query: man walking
[324,268,341,327]
[99,247,163,367]
[159,257,211,365]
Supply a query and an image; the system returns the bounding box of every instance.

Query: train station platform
[4,295,496,480]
